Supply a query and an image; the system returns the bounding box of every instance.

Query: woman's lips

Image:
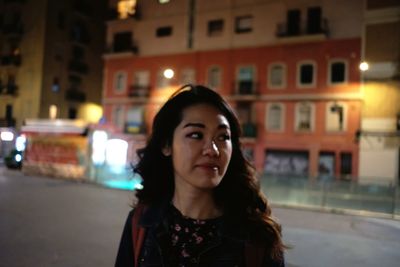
[196,164,219,171]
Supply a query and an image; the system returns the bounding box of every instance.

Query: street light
[163,68,174,79]
[359,61,369,71]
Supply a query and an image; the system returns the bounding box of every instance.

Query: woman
[116,84,285,266]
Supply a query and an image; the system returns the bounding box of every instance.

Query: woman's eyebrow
[183,122,230,130]
[218,123,230,130]
[183,122,205,128]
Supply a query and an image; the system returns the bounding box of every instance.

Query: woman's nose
[202,140,220,157]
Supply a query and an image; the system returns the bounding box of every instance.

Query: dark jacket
[115,202,284,267]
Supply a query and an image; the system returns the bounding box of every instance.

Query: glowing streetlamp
[163,68,174,79]
[359,61,369,72]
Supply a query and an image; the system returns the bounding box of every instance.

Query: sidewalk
[274,206,400,267]
[1,168,400,267]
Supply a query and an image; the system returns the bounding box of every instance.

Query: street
[1,167,400,267]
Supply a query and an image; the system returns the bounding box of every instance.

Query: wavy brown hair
[134,84,284,260]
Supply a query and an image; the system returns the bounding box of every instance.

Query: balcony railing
[0,83,18,96]
[128,85,150,97]
[276,18,329,37]
[68,60,89,74]
[106,43,139,54]
[0,118,16,127]
[65,89,86,102]
[232,81,259,96]
[0,55,21,66]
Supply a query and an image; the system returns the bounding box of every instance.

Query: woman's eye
[187,132,203,139]
[218,134,231,141]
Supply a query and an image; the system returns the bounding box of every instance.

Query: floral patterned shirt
[168,204,222,266]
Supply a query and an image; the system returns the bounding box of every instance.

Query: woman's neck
[172,190,222,220]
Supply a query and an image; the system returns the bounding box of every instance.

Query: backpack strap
[245,242,265,267]
[132,204,147,267]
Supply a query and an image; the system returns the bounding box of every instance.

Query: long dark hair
[134,84,284,259]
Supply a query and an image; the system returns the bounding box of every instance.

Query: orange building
[103,0,365,180]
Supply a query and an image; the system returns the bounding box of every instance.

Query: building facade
[103,0,366,180]
[0,0,107,129]
[358,0,400,183]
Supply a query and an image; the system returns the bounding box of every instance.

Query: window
[207,66,222,90]
[118,0,137,19]
[286,9,301,36]
[52,77,60,92]
[268,63,286,89]
[114,72,127,93]
[236,103,252,124]
[295,102,315,132]
[318,152,335,181]
[131,71,150,97]
[113,31,132,52]
[297,61,316,88]
[235,15,253,33]
[6,104,13,119]
[180,68,196,85]
[6,74,16,94]
[340,152,352,179]
[307,7,322,34]
[125,106,145,134]
[266,103,285,131]
[265,150,309,176]
[71,20,90,44]
[237,103,256,138]
[329,60,347,85]
[112,105,125,129]
[156,26,172,37]
[208,19,224,36]
[237,66,255,95]
[326,102,346,132]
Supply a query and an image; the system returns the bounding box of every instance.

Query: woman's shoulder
[130,201,171,226]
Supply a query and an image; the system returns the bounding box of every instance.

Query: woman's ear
[162,145,171,156]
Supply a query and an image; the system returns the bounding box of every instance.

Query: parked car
[4,149,23,169]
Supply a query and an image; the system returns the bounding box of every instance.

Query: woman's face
[163,103,233,193]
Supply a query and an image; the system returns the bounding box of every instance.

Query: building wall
[103,37,361,178]
[0,0,48,128]
[106,0,364,56]
[195,0,363,50]
[363,82,400,118]
[107,0,190,56]
[40,0,106,119]
[0,0,106,128]
[358,0,400,183]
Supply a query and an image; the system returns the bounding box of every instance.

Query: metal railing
[260,174,400,219]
